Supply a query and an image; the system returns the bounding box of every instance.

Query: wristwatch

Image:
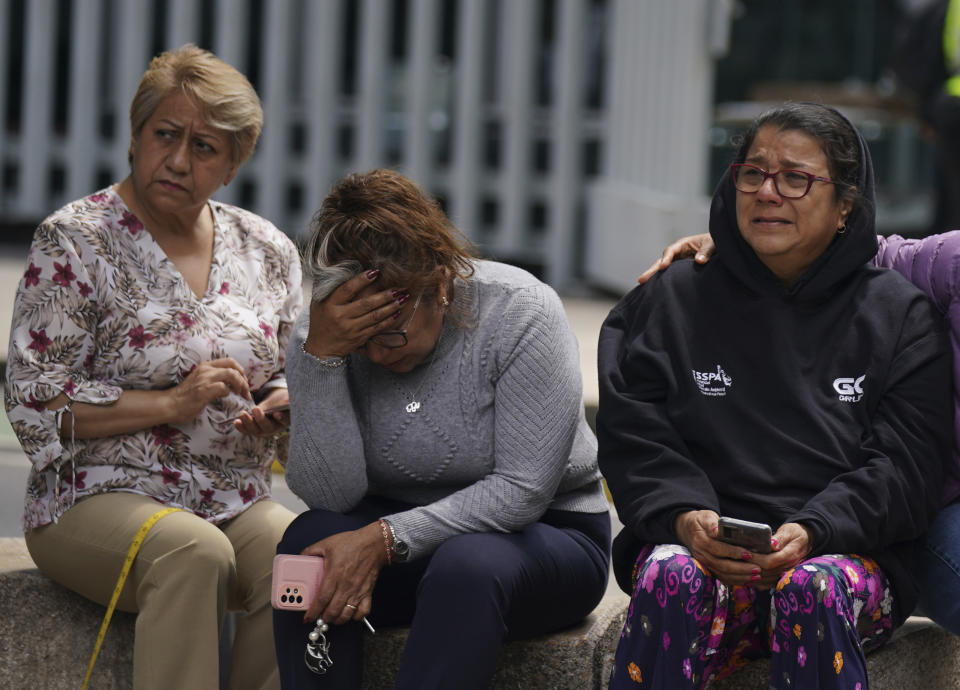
[391,537,410,562]
[385,521,410,563]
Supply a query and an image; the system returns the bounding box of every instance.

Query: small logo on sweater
[833,375,865,403]
[692,365,733,397]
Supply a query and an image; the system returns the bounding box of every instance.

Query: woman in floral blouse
[4,45,301,689]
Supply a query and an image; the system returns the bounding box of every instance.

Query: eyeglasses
[369,293,422,348]
[730,163,836,199]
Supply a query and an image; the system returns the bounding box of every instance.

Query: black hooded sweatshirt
[597,111,953,624]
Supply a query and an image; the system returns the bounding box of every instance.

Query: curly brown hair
[304,169,475,300]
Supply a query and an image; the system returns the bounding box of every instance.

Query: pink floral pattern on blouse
[4,187,303,529]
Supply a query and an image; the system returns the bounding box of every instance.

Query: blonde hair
[129,44,263,164]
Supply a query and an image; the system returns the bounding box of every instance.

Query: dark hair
[304,169,475,302]
[733,102,866,212]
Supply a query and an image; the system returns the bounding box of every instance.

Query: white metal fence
[0,0,727,290]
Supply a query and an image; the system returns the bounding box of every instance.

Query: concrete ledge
[5,534,957,689]
[360,591,630,689]
[0,538,135,689]
[0,537,630,689]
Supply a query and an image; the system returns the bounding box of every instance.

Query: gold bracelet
[378,519,393,566]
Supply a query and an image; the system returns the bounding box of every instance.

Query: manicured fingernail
[366,269,380,280]
[396,293,410,305]
[751,567,760,576]
[391,289,405,297]
[696,253,706,261]
[392,310,401,319]
[741,552,752,562]
[750,572,761,581]
[771,538,779,549]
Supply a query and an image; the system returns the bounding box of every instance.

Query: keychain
[305,618,333,675]
[303,614,376,675]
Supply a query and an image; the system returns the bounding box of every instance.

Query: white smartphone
[717,516,773,554]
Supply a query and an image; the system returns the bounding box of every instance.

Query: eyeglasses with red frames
[369,293,422,348]
[730,163,836,199]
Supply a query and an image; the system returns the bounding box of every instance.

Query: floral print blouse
[4,186,303,530]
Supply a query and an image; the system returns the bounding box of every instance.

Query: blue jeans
[917,499,960,635]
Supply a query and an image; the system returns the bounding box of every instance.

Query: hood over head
[708,103,878,300]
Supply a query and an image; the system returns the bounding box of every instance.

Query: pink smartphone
[271,554,324,611]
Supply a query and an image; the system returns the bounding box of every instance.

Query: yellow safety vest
[945,0,960,94]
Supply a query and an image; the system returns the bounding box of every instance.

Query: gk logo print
[832,375,864,403]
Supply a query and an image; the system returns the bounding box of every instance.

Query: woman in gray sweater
[272,169,611,689]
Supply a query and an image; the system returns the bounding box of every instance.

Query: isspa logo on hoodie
[833,375,865,403]
[692,365,733,397]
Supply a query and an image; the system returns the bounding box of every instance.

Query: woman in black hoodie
[598,102,953,689]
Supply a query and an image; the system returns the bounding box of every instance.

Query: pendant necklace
[403,297,449,413]
[404,329,444,413]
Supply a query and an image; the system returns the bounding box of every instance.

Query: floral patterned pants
[608,544,895,689]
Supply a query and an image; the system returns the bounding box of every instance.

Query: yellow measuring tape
[80,506,182,690]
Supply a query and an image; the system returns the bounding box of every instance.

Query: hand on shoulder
[637,234,714,284]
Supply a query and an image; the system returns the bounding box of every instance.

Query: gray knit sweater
[284,260,609,561]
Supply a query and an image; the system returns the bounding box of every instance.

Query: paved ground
[0,245,28,365]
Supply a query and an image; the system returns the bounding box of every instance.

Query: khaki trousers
[25,492,296,690]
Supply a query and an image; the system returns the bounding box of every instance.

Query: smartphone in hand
[229,402,291,423]
[717,516,773,554]
[272,554,377,634]
[271,554,324,610]
[262,402,291,415]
